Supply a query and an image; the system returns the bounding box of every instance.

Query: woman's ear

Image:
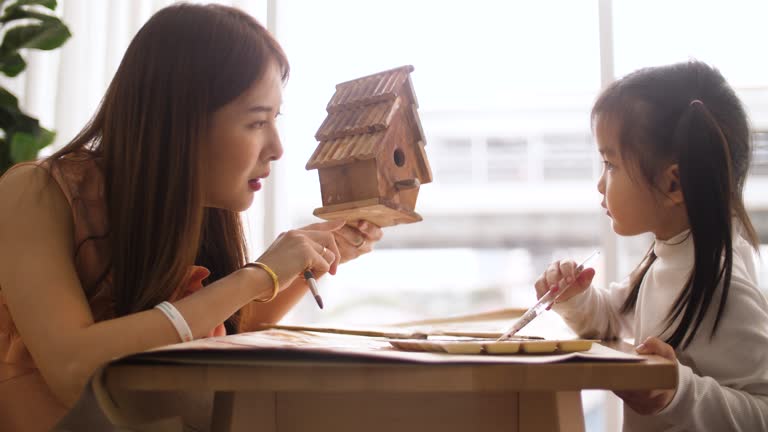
[661,164,684,206]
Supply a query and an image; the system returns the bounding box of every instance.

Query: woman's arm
[0,166,299,406]
[237,220,384,331]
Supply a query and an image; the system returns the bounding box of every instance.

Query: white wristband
[154,301,194,343]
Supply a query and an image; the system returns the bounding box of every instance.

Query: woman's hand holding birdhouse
[337,220,382,262]
[305,219,382,263]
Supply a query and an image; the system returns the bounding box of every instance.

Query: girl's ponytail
[665,100,734,349]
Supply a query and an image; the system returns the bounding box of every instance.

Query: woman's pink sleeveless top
[0,156,224,431]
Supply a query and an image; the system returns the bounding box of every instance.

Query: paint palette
[388,338,594,355]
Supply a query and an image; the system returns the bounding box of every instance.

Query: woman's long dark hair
[592,60,758,350]
[46,3,289,323]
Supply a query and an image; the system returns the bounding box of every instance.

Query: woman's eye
[248,121,268,129]
[602,160,614,171]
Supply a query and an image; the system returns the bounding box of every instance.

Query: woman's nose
[267,127,283,161]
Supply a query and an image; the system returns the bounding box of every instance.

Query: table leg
[518,391,585,432]
[224,392,517,432]
[216,391,585,432]
[211,391,275,432]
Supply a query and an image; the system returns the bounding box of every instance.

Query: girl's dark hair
[592,60,758,350]
[46,3,289,325]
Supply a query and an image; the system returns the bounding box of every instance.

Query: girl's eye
[602,160,614,171]
[248,121,268,129]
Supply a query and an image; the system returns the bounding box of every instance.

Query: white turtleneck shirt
[553,228,768,431]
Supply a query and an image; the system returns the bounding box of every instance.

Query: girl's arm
[648,273,768,430]
[551,276,635,340]
[0,166,318,406]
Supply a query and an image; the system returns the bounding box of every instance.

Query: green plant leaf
[10,131,37,162]
[0,86,19,108]
[0,6,61,24]
[0,88,22,130]
[0,52,25,76]
[17,115,38,135]
[37,126,54,148]
[14,0,57,11]
[0,21,71,53]
[0,0,66,175]
[0,138,12,173]
[9,127,53,162]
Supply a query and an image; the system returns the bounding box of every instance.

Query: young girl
[538,61,768,431]
[0,4,382,431]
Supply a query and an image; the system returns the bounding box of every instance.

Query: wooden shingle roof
[315,97,400,142]
[325,65,415,112]
[307,65,425,170]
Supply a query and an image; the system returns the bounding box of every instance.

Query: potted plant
[0,0,70,175]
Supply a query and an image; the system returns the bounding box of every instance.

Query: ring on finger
[352,236,365,248]
[322,246,328,255]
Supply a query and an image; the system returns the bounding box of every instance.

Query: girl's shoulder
[732,224,760,284]
[723,230,767,314]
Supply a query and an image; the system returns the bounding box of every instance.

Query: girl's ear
[661,164,684,206]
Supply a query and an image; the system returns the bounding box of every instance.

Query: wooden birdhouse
[306,65,432,227]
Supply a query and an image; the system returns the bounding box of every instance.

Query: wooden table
[100,340,675,432]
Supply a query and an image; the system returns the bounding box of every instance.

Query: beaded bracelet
[244,261,280,302]
[154,301,194,343]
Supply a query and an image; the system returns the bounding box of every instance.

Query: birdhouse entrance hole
[394,148,406,167]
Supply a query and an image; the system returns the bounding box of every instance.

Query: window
[753,131,768,176]
[271,2,768,430]
[487,137,528,182]
[277,0,602,321]
[430,138,473,183]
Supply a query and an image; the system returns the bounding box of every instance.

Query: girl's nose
[596,173,606,194]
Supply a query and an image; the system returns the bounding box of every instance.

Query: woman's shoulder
[0,161,75,255]
[47,152,104,202]
[0,151,104,232]
[0,162,64,208]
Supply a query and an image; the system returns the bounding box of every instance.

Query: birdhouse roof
[306,65,426,170]
[325,65,417,112]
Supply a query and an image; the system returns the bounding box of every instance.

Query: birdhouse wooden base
[313,198,423,227]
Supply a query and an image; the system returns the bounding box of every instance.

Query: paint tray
[388,338,593,355]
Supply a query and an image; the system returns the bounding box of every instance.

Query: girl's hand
[614,337,678,415]
[256,220,345,288]
[303,219,383,263]
[534,259,595,303]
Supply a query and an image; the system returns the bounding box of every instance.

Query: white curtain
[0,0,270,254]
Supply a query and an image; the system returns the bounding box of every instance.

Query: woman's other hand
[331,220,383,263]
